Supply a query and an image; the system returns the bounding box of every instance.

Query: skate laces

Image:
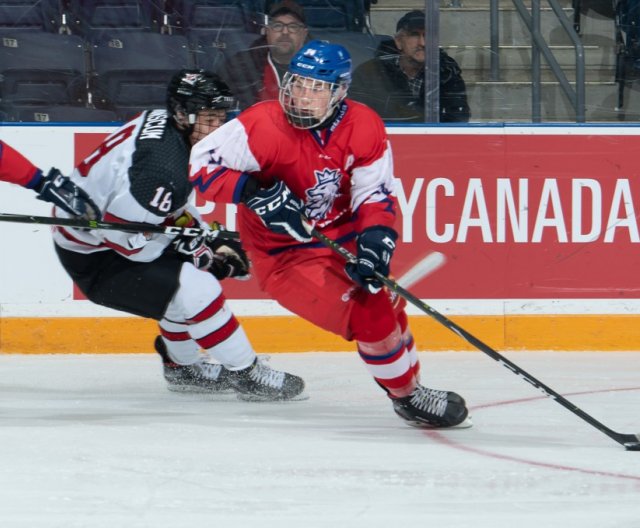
[410,387,449,417]
[192,359,224,380]
[250,358,285,388]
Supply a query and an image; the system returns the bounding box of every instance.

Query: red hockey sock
[357,325,417,398]
[396,309,420,380]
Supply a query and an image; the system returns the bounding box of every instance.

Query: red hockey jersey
[189,99,398,258]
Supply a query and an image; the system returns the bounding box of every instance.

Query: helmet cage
[279,72,348,129]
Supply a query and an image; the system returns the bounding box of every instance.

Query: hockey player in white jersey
[52,69,305,401]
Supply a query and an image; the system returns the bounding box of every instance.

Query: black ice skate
[228,357,306,401]
[391,385,471,428]
[154,336,233,393]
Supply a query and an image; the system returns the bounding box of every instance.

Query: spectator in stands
[350,10,470,123]
[218,0,309,109]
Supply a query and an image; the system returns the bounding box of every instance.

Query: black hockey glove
[208,238,251,280]
[35,168,100,220]
[345,226,398,294]
[243,180,312,243]
[173,231,250,280]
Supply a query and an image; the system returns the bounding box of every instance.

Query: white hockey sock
[158,320,201,365]
[164,263,256,369]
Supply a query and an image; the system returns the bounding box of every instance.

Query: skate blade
[236,391,310,402]
[404,415,474,429]
[167,385,235,395]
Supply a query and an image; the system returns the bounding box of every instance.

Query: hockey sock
[163,263,256,369]
[357,325,417,398]
[396,309,420,379]
[350,288,417,397]
[157,322,200,365]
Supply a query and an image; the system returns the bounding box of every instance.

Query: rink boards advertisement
[3,124,640,352]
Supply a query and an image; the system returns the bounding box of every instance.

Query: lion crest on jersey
[305,168,341,220]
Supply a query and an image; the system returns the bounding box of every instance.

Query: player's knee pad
[164,263,223,322]
[349,289,399,343]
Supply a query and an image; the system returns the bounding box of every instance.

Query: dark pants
[55,244,184,320]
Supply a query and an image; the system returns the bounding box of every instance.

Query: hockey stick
[397,251,446,289]
[0,213,240,240]
[310,226,640,450]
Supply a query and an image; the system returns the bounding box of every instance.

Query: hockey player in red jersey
[0,139,99,219]
[51,69,305,401]
[189,42,470,427]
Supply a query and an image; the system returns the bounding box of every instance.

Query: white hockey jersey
[53,110,201,262]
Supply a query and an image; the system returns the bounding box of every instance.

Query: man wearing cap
[218,0,309,109]
[350,9,470,123]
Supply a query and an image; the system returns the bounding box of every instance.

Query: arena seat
[89,30,192,119]
[192,30,260,73]
[263,0,366,32]
[66,0,166,34]
[0,30,87,105]
[311,30,389,70]
[0,0,63,32]
[169,0,260,36]
[1,104,119,122]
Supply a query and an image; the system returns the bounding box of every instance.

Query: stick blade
[397,251,447,289]
[619,433,640,451]
[624,440,640,451]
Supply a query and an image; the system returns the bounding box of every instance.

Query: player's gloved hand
[345,226,398,294]
[35,168,100,220]
[243,180,312,243]
[173,227,250,281]
[207,237,251,280]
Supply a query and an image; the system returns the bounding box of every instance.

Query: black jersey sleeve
[128,109,193,217]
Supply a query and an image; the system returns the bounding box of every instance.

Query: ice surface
[1,351,639,527]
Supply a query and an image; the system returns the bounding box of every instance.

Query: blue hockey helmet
[288,40,352,85]
[280,40,352,129]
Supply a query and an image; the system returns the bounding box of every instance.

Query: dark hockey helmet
[167,69,235,131]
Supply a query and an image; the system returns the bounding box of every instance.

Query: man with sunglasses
[218,0,309,109]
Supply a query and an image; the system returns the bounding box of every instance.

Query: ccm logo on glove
[243,180,312,243]
[345,226,398,294]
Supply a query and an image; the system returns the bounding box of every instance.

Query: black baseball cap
[396,10,425,32]
[269,0,306,24]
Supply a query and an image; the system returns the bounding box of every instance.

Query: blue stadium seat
[192,30,259,72]
[169,0,260,36]
[89,30,192,119]
[264,0,366,32]
[0,31,87,105]
[1,104,119,122]
[67,0,166,35]
[0,0,63,32]
[311,31,388,70]
[304,5,349,31]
